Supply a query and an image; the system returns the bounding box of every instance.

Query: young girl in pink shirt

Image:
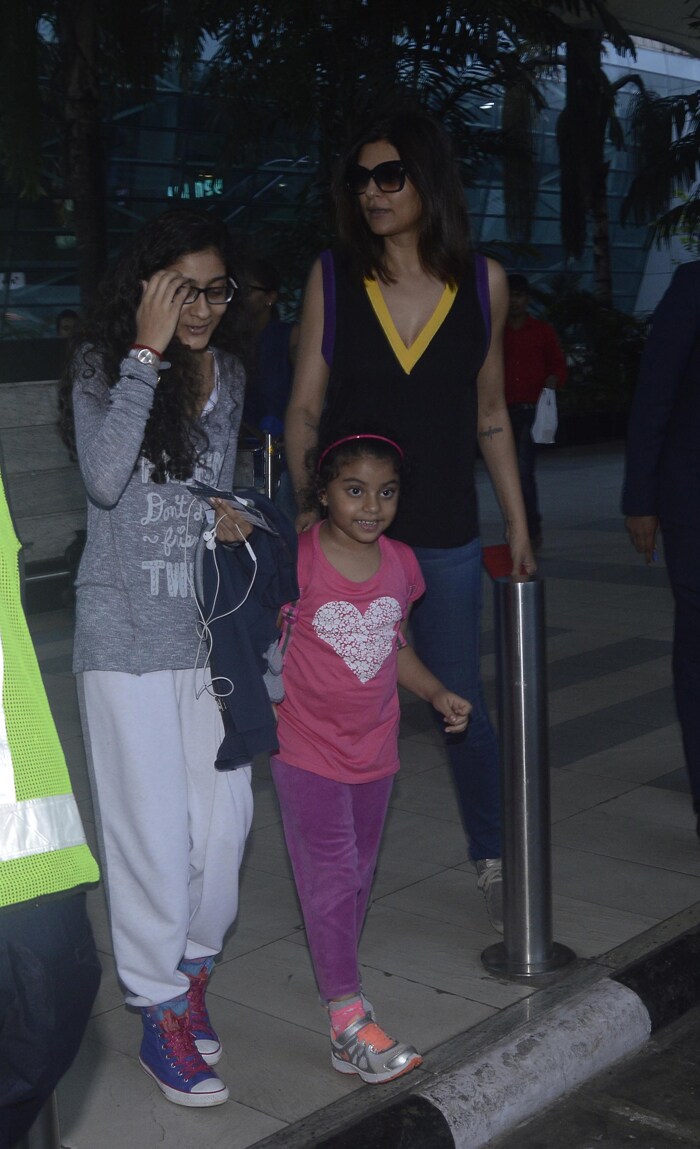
[272,431,471,1084]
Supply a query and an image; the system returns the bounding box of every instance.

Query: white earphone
[184,495,261,705]
[203,522,255,561]
[236,524,257,562]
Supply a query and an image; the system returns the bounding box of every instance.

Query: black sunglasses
[345,161,407,195]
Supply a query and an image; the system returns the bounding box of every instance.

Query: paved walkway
[35,442,700,1148]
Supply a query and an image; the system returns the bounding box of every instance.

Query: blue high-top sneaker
[179,957,222,1066]
[139,998,228,1107]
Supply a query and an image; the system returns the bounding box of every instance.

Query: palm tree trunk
[592,160,613,305]
[57,0,106,305]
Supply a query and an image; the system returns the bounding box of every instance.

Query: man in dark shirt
[623,261,700,837]
[504,274,567,548]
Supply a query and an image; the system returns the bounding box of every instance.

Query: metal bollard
[17,1094,61,1149]
[263,433,276,500]
[482,573,575,979]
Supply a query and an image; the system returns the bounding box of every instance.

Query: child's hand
[432,691,472,734]
[210,498,254,543]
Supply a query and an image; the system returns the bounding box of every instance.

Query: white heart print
[313,597,402,683]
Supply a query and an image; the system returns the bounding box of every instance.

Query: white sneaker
[476,858,503,934]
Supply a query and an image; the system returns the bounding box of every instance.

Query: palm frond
[0,0,43,195]
[622,90,700,228]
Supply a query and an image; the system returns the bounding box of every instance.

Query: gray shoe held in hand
[476,857,504,934]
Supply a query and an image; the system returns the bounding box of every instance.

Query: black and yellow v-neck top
[324,250,488,548]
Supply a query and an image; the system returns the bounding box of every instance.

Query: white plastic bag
[531,387,558,444]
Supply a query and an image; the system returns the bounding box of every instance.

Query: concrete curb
[252,905,700,1149]
[417,979,650,1148]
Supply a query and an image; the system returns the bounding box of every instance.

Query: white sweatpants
[79,669,253,1008]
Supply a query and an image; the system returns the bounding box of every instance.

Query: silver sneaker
[476,858,504,934]
[331,1014,422,1084]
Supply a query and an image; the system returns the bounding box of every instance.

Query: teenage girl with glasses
[59,209,254,1108]
[285,109,535,935]
[272,430,471,1083]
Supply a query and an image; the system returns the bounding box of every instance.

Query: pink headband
[317,434,404,471]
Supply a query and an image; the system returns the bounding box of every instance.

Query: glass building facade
[1,37,699,339]
[468,38,700,314]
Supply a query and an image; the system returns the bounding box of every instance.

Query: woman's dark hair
[244,255,281,323]
[59,208,244,483]
[247,256,281,294]
[333,109,473,286]
[313,426,405,501]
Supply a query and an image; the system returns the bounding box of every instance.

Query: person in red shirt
[504,274,567,548]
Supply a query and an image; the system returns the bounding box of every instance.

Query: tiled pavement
[31,441,700,1148]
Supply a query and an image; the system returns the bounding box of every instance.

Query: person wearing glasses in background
[58,209,254,1108]
[242,256,300,520]
[285,109,535,934]
[243,256,300,437]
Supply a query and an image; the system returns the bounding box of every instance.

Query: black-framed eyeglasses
[181,276,237,306]
[345,161,407,195]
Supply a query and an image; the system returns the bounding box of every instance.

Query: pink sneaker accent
[329,996,365,1040]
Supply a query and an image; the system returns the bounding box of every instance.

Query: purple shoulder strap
[320,249,336,366]
[474,253,491,350]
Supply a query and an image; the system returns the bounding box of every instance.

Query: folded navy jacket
[195,489,298,769]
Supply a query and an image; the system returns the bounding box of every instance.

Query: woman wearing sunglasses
[59,209,254,1107]
[285,109,534,936]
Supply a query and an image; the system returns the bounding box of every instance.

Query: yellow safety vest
[0,476,98,907]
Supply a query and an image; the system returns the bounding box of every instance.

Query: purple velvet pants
[271,758,394,1001]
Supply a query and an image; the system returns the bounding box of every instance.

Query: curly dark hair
[59,208,245,483]
[333,109,474,287]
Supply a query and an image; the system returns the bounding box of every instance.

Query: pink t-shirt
[276,522,426,783]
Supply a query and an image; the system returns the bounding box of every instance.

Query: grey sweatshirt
[71,347,245,673]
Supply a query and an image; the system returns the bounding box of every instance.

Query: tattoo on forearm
[479,425,503,440]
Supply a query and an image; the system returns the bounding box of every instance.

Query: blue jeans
[659,523,700,804]
[410,538,501,861]
[0,893,101,1148]
[508,404,541,540]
